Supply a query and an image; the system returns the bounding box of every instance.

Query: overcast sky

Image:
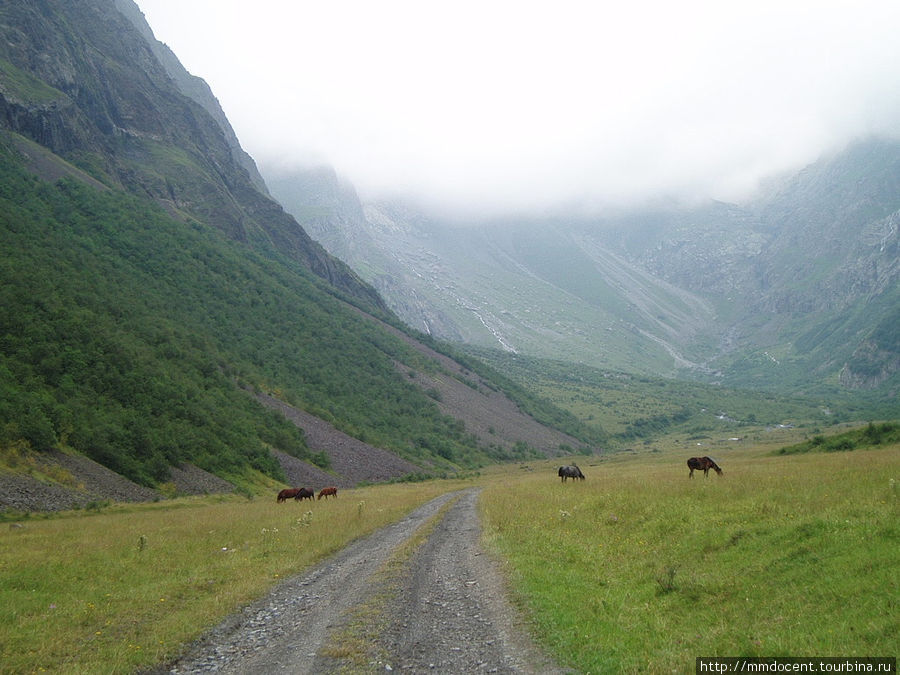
[135,0,900,216]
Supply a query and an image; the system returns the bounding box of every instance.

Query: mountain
[612,138,900,393]
[750,139,900,393]
[112,0,268,196]
[265,139,900,401]
[266,171,715,376]
[0,0,380,308]
[0,0,593,508]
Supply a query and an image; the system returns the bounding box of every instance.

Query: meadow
[479,442,899,673]
[1,434,897,674]
[0,480,467,673]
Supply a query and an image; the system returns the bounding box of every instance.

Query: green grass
[0,481,468,673]
[776,421,900,455]
[0,58,65,104]
[479,443,899,673]
[2,436,897,674]
[471,349,839,440]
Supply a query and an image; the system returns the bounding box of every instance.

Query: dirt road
[159,488,568,674]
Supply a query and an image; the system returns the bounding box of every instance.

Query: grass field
[479,442,899,673]
[1,434,896,674]
[0,481,467,673]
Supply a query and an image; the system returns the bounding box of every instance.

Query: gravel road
[157,488,568,674]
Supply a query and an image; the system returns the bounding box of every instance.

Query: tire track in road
[164,492,459,674]
[366,488,568,674]
[160,488,566,674]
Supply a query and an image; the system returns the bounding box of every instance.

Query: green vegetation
[469,349,839,441]
[776,421,900,455]
[711,289,900,401]
[0,146,528,486]
[0,481,466,673]
[0,58,65,104]
[480,442,899,673]
[3,434,895,674]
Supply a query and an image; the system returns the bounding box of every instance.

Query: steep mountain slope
[0,0,380,309]
[267,172,721,377]
[266,139,900,399]
[752,140,900,392]
[618,138,900,392]
[0,0,593,508]
[112,0,269,195]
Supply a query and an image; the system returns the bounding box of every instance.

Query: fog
[136,0,900,216]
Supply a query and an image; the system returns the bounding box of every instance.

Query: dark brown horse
[687,456,723,478]
[277,487,315,502]
[558,464,585,481]
[296,487,315,501]
[277,488,301,502]
[318,486,338,500]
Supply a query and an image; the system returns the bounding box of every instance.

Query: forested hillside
[0,139,593,493]
[0,0,592,504]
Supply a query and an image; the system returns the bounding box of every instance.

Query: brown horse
[687,456,723,478]
[277,488,301,502]
[318,486,338,500]
[296,487,315,501]
[277,487,315,502]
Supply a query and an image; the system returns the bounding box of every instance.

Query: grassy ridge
[479,444,899,673]
[776,421,900,455]
[0,481,467,673]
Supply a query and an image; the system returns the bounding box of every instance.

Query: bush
[777,422,900,455]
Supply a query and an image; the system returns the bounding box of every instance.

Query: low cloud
[139,0,900,216]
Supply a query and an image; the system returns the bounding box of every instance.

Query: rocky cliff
[0,0,384,311]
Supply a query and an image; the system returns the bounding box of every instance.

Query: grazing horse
[687,456,723,478]
[558,464,585,481]
[295,487,315,501]
[318,486,338,500]
[277,488,301,503]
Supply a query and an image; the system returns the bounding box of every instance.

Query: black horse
[687,456,723,478]
[558,464,585,481]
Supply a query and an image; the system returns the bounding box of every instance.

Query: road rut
[159,488,566,674]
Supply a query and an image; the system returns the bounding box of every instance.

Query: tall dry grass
[0,480,468,673]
